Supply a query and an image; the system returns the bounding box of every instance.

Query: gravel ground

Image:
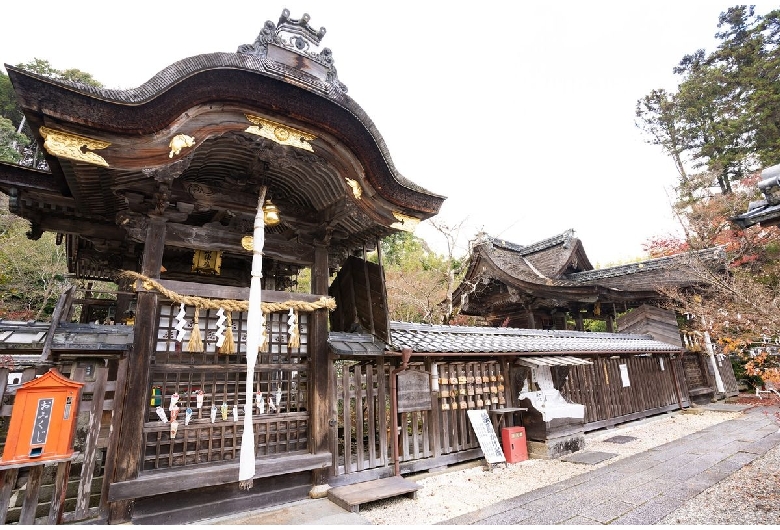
[359,407,777,525]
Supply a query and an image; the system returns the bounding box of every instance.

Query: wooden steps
[327,476,420,513]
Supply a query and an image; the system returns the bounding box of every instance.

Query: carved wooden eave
[0,10,446,284]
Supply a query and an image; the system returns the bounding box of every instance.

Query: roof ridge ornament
[237,9,346,93]
[277,9,326,49]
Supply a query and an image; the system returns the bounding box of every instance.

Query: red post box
[2,368,84,465]
[501,426,528,463]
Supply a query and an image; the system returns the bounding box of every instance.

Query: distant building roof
[453,230,724,323]
[733,164,780,228]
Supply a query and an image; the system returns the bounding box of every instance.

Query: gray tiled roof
[566,247,726,282]
[0,320,133,352]
[52,324,134,351]
[0,320,50,350]
[328,332,386,355]
[387,322,681,354]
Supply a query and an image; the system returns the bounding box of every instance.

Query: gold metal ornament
[39,126,110,167]
[262,199,280,226]
[346,178,362,199]
[169,134,195,158]
[241,236,254,251]
[244,114,315,152]
[391,212,420,232]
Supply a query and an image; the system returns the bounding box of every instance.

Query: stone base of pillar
[527,434,586,459]
[309,484,331,499]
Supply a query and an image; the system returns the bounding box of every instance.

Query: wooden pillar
[606,313,615,333]
[114,276,134,323]
[310,244,331,487]
[108,217,166,524]
[574,310,584,332]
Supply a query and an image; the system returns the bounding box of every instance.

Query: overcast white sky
[1,2,770,266]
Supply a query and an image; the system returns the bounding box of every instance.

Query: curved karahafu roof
[454,230,725,321]
[0,10,445,283]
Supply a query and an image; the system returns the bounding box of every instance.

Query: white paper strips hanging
[232,405,239,422]
[215,308,227,348]
[256,392,265,414]
[260,313,268,352]
[174,303,187,342]
[210,404,217,423]
[185,407,193,425]
[287,308,300,348]
[156,406,168,423]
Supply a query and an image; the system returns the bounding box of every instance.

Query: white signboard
[466,409,506,466]
[619,363,631,387]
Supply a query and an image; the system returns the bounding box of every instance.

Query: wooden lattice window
[142,303,310,471]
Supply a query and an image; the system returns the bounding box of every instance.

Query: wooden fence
[331,357,513,486]
[0,348,739,521]
[560,354,690,431]
[331,352,723,485]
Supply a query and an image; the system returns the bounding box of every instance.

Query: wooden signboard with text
[397,370,431,413]
[466,409,506,466]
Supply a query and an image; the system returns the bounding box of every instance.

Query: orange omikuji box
[1,369,84,465]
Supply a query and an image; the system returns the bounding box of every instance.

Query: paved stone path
[442,406,780,525]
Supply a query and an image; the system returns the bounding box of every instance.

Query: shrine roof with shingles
[565,247,726,283]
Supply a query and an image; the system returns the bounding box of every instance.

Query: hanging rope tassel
[219,312,236,355]
[188,307,203,352]
[260,312,268,352]
[287,308,300,349]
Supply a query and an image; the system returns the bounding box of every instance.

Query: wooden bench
[327,476,420,513]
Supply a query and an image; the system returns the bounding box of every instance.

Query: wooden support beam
[310,244,331,487]
[108,217,166,524]
[121,217,315,264]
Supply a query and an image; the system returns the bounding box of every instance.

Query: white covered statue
[518,365,584,422]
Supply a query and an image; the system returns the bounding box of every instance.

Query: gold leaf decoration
[169,134,195,158]
[39,126,110,167]
[244,114,315,152]
[391,212,420,232]
[346,178,362,199]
